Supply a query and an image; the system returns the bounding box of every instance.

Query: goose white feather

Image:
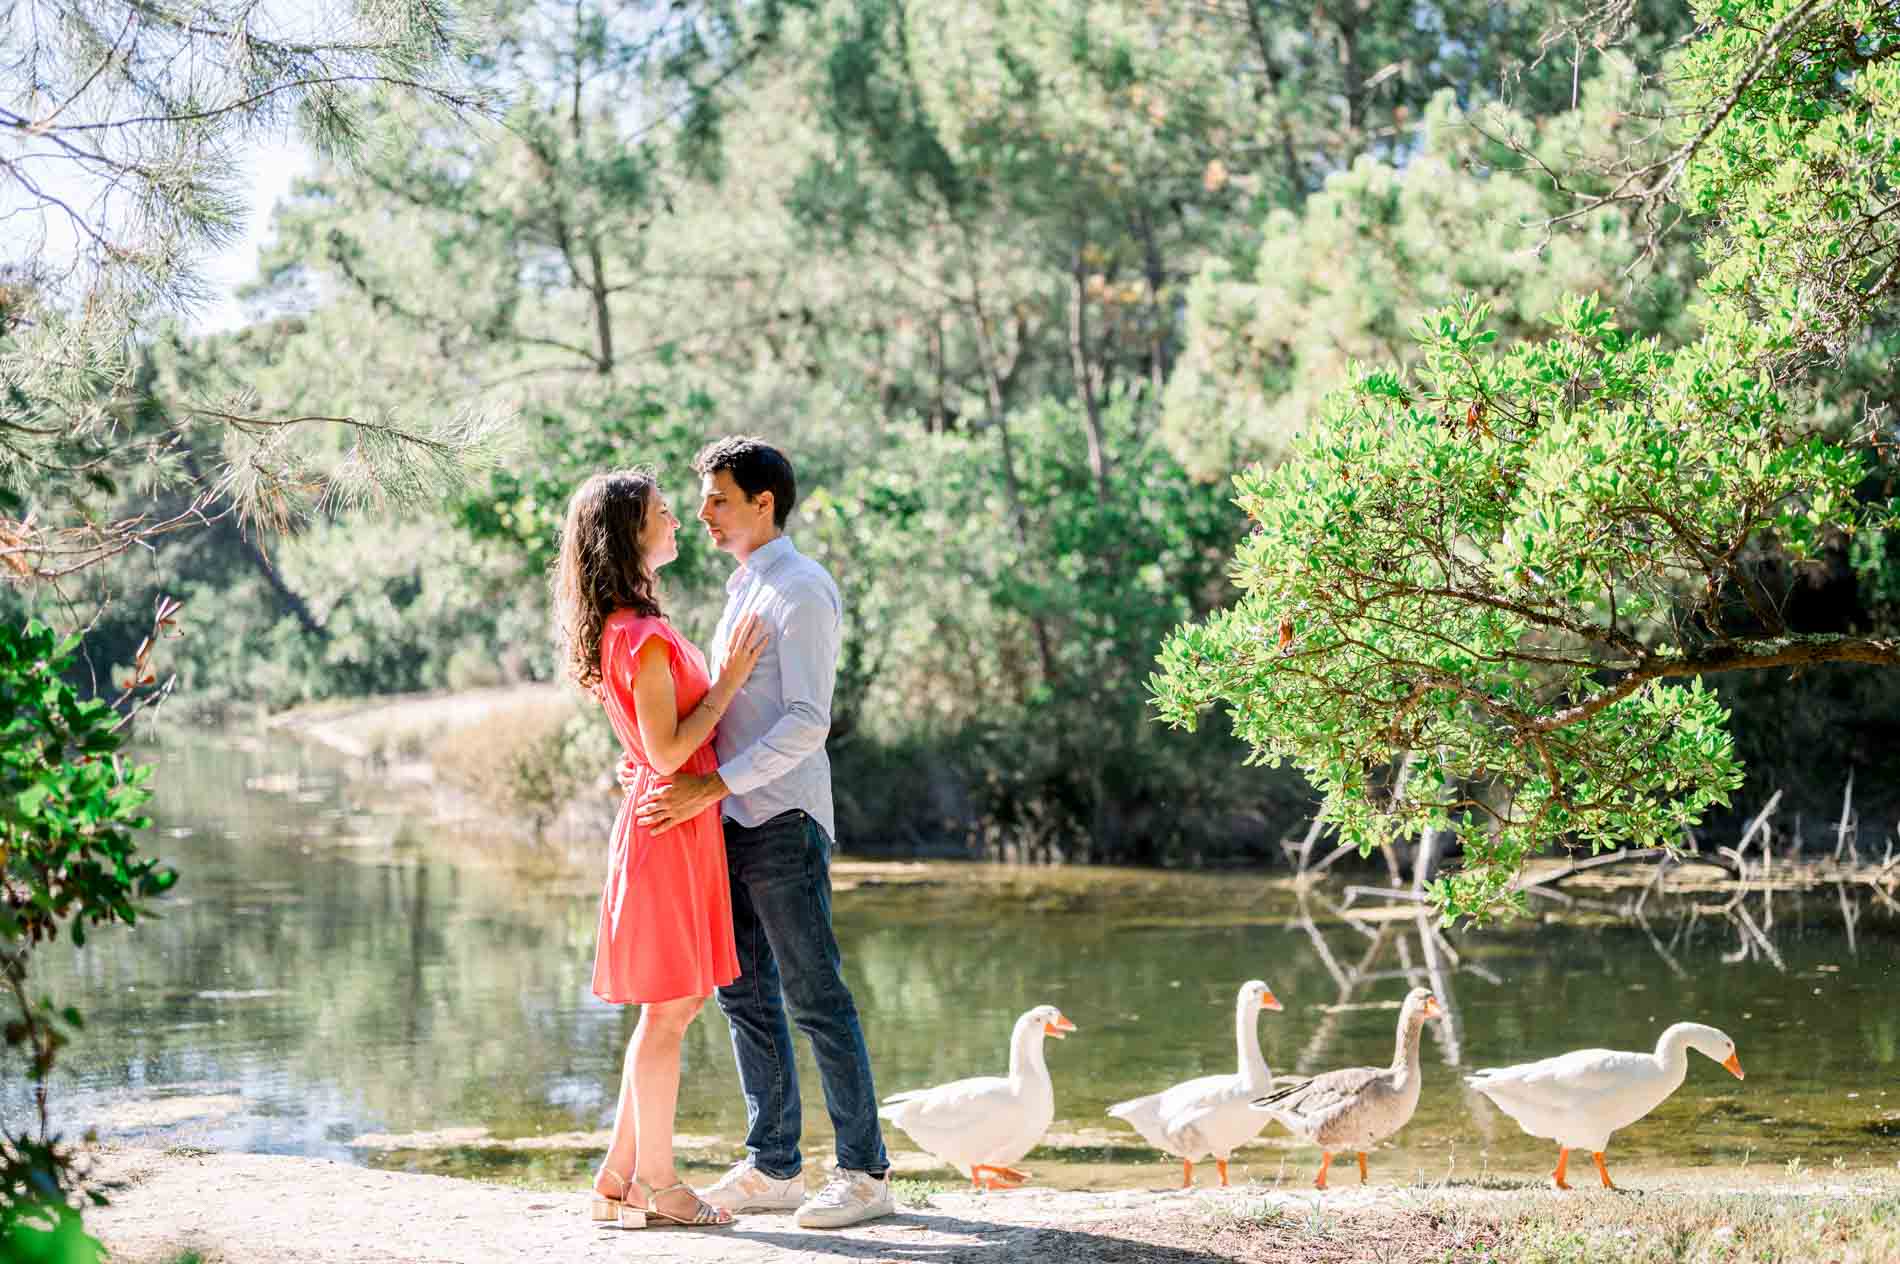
[1464,1021,1743,1188]
[878,1004,1075,1188]
[1106,980,1282,1186]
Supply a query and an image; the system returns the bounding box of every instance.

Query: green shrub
[1,619,174,1264]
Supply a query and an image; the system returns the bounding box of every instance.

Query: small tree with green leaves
[2,615,177,1263]
[1151,0,1900,922]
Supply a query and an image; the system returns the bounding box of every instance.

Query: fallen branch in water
[1340,885,1432,906]
[1517,847,1684,891]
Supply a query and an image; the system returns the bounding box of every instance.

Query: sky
[2,127,311,336]
[3,0,324,338]
[194,140,312,335]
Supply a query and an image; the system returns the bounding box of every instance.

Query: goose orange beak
[1422,995,1444,1020]
[1045,1013,1077,1039]
[1261,990,1283,1012]
[1723,1052,1744,1080]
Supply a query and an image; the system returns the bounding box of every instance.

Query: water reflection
[1,734,1896,1190]
[1286,892,1499,1070]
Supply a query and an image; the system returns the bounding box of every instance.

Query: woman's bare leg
[599,995,705,1212]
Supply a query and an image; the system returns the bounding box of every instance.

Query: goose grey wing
[1266,1066,1384,1123]
[1252,1075,1313,1108]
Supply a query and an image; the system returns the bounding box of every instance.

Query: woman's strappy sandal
[590,1166,640,1227]
[630,1177,735,1229]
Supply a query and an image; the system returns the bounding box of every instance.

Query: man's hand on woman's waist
[634,770,729,835]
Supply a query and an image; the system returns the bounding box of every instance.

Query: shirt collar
[726,535,796,593]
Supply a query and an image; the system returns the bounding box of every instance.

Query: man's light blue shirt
[710,535,841,842]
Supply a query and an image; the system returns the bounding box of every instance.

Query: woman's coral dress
[591,611,740,1004]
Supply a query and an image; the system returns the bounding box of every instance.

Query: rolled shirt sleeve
[716,577,839,797]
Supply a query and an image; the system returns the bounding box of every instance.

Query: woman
[552,468,767,1229]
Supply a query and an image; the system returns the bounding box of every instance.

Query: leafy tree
[2,0,500,1252]
[1,0,504,579]
[1161,66,1700,479]
[797,397,1280,859]
[164,0,1735,863]
[1,619,173,1263]
[454,387,721,587]
[255,0,799,395]
[1151,0,1900,922]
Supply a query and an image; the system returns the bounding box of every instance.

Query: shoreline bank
[86,1145,1900,1264]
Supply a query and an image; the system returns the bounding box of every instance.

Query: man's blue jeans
[716,809,888,1179]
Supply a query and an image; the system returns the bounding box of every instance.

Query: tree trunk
[570,9,615,378]
[1244,0,1306,201]
[1069,249,1109,502]
[176,444,328,641]
[1338,5,1365,162]
[931,313,948,433]
[1135,208,1171,401]
[586,235,615,376]
[967,269,1057,685]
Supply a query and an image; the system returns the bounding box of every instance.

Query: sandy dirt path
[89,1148,1265,1263]
[86,1146,1900,1264]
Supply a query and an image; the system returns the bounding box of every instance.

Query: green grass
[1207,1185,1900,1263]
[1205,1197,1291,1230]
[891,1177,960,1208]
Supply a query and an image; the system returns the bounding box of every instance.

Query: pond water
[5,734,1898,1190]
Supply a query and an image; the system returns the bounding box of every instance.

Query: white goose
[1106,979,1283,1187]
[1465,1021,1744,1189]
[878,1004,1077,1190]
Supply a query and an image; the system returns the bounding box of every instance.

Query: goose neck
[1236,999,1270,1089]
[1391,1007,1427,1072]
[1654,1024,1696,1074]
[1009,1020,1048,1084]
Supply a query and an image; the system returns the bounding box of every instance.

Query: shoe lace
[717,1160,760,1190]
[813,1168,863,1205]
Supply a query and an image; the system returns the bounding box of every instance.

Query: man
[631,436,893,1229]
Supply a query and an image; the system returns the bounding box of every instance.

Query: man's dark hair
[693,436,796,528]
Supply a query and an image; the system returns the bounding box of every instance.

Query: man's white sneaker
[794,1168,895,1229]
[700,1160,806,1213]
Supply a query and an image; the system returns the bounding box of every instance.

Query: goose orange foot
[1180,1160,1194,1189]
[971,1164,1027,1190]
[1216,1158,1230,1188]
[1357,1152,1369,1185]
[1314,1152,1334,1191]
[1550,1147,1573,1191]
[1593,1152,1617,1191]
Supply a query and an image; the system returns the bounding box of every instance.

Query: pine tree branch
[26,74,489,134]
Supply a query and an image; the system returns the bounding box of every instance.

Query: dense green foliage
[155,0,1784,860]
[1152,0,1900,919]
[1,621,172,1263]
[10,0,1900,895]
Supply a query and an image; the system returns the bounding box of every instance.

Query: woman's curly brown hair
[551,469,664,691]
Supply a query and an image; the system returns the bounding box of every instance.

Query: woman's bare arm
[631,616,767,776]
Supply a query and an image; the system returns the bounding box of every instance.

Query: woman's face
[638,489,681,570]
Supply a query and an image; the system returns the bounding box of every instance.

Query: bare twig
[1832,770,1857,863]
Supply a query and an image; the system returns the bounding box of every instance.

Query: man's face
[698,469,775,556]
